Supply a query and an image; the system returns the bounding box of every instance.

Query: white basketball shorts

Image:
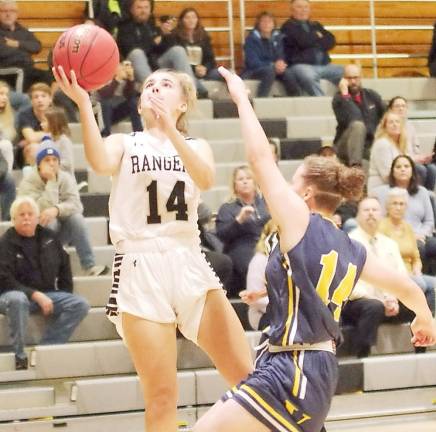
[106,239,222,344]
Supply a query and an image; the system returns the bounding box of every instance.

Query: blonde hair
[255,219,278,255]
[375,111,408,154]
[10,196,40,221]
[142,69,197,134]
[228,165,258,201]
[0,81,16,142]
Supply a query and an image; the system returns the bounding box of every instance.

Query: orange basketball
[53,24,120,91]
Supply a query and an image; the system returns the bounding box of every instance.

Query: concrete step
[67,244,114,276]
[73,372,196,414]
[254,96,334,118]
[0,409,196,431]
[0,307,118,347]
[0,332,260,382]
[0,385,54,410]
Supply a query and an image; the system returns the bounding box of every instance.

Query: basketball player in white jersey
[53,66,253,432]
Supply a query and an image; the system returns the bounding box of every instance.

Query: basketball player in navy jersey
[193,68,436,432]
[52,66,253,432]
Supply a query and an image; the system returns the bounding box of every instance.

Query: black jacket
[0,225,73,299]
[0,22,41,67]
[332,88,386,148]
[216,195,270,273]
[117,18,178,65]
[280,19,335,66]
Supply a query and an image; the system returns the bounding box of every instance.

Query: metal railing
[239,0,434,78]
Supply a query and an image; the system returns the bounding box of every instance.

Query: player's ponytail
[302,155,365,212]
[337,165,366,202]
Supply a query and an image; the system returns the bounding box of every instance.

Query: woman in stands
[367,110,408,193]
[175,7,221,81]
[40,106,74,174]
[378,187,435,315]
[52,65,253,432]
[388,95,436,191]
[193,67,436,432]
[216,165,270,298]
[371,154,436,274]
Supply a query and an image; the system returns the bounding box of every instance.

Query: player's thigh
[194,399,270,432]
[197,289,253,386]
[122,312,177,399]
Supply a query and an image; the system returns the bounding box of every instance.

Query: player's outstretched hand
[218,66,250,106]
[52,66,90,107]
[410,315,436,347]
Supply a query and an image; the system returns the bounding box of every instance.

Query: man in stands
[0,196,90,369]
[17,143,108,277]
[280,0,343,96]
[15,82,52,167]
[0,0,51,91]
[332,63,385,167]
[342,197,417,357]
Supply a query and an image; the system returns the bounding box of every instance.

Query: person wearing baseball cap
[18,142,108,276]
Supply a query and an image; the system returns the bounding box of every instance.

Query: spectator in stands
[428,20,436,77]
[333,63,385,167]
[15,82,52,168]
[0,79,17,220]
[370,155,436,274]
[367,111,407,193]
[280,0,343,96]
[342,197,416,357]
[93,0,130,36]
[198,202,233,292]
[40,107,74,174]
[0,0,51,91]
[117,0,208,98]
[378,187,435,315]
[175,8,221,82]
[0,144,15,221]
[97,60,142,137]
[216,165,270,297]
[17,144,108,276]
[0,196,90,369]
[0,80,17,142]
[242,11,298,97]
[240,220,277,330]
[388,96,436,191]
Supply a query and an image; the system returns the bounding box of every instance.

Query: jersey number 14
[146,180,188,223]
[316,250,357,322]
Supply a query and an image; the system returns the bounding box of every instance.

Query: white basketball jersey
[109,132,201,248]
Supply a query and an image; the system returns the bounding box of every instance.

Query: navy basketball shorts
[222,347,338,432]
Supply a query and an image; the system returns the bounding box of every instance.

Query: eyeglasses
[0,8,18,13]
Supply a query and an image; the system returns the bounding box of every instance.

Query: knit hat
[36,144,60,166]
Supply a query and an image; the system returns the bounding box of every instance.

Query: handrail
[238,0,434,77]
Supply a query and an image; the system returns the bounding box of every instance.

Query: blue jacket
[243,29,284,72]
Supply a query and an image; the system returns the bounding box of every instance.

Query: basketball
[52,24,120,91]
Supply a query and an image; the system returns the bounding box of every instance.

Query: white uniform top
[109,132,201,251]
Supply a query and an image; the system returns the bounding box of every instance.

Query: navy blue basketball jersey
[266,213,367,347]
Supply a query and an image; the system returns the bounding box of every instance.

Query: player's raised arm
[52,66,123,176]
[219,67,309,251]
